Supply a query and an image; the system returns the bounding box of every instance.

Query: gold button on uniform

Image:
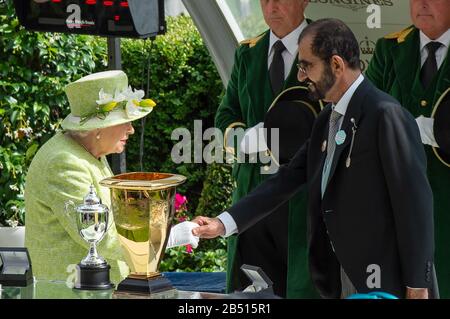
[421,100,428,107]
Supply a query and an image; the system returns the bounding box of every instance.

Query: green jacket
[215,30,317,298]
[25,132,129,283]
[366,26,450,298]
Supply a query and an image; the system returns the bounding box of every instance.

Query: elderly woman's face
[98,122,135,155]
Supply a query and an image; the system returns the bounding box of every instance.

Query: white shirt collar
[333,74,365,116]
[420,28,450,51]
[269,19,308,57]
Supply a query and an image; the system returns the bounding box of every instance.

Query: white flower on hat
[121,86,156,118]
[94,88,127,114]
[122,86,145,101]
[96,88,126,105]
[122,86,145,117]
[80,86,156,124]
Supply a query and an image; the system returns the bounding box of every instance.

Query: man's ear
[331,55,345,74]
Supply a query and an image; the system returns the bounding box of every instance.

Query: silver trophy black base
[73,263,115,290]
[116,274,173,295]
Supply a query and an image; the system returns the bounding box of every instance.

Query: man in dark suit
[194,18,436,299]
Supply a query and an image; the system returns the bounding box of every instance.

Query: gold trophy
[100,172,186,295]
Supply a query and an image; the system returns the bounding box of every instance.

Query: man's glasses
[296,61,311,75]
[297,63,306,74]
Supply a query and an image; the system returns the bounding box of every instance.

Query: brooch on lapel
[346,118,358,168]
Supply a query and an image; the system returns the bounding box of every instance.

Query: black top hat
[264,86,323,165]
[433,87,450,167]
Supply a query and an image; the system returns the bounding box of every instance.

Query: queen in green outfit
[24,70,156,283]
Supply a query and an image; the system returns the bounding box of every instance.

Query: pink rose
[174,193,187,211]
[185,244,193,254]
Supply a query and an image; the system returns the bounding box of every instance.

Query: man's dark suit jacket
[228,78,437,299]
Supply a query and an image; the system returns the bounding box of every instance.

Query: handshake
[166,217,227,249]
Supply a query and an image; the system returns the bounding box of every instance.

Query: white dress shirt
[333,74,365,127]
[419,28,450,69]
[268,19,308,80]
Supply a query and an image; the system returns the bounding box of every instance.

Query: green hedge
[0,0,107,226]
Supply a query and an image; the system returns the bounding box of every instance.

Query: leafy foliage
[195,163,233,218]
[0,0,107,226]
[161,238,227,272]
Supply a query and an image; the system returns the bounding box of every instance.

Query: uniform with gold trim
[366,26,450,297]
[215,29,319,298]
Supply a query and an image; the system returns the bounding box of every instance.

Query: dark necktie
[269,40,286,96]
[420,41,442,89]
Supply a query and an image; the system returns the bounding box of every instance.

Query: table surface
[0,272,227,299]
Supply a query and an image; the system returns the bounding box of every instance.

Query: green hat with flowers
[61,70,156,131]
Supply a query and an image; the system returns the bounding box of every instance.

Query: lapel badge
[321,140,327,152]
[335,130,346,146]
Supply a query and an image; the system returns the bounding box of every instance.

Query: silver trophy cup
[65,185,114,290]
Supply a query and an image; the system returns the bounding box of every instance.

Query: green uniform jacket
[366,26,450,298]
[215,30,317,298]
[25,132,129,283]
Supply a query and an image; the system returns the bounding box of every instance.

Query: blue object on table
[162,272,226,293]
[347,291,398,299]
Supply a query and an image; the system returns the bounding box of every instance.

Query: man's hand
[405,287,429,299]
[191,216,225,239]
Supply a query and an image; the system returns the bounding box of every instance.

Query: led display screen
[13,0,165,38]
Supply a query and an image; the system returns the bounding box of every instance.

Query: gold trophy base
[115,273,174,295]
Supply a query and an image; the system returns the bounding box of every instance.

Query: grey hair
[65,129,96,139]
